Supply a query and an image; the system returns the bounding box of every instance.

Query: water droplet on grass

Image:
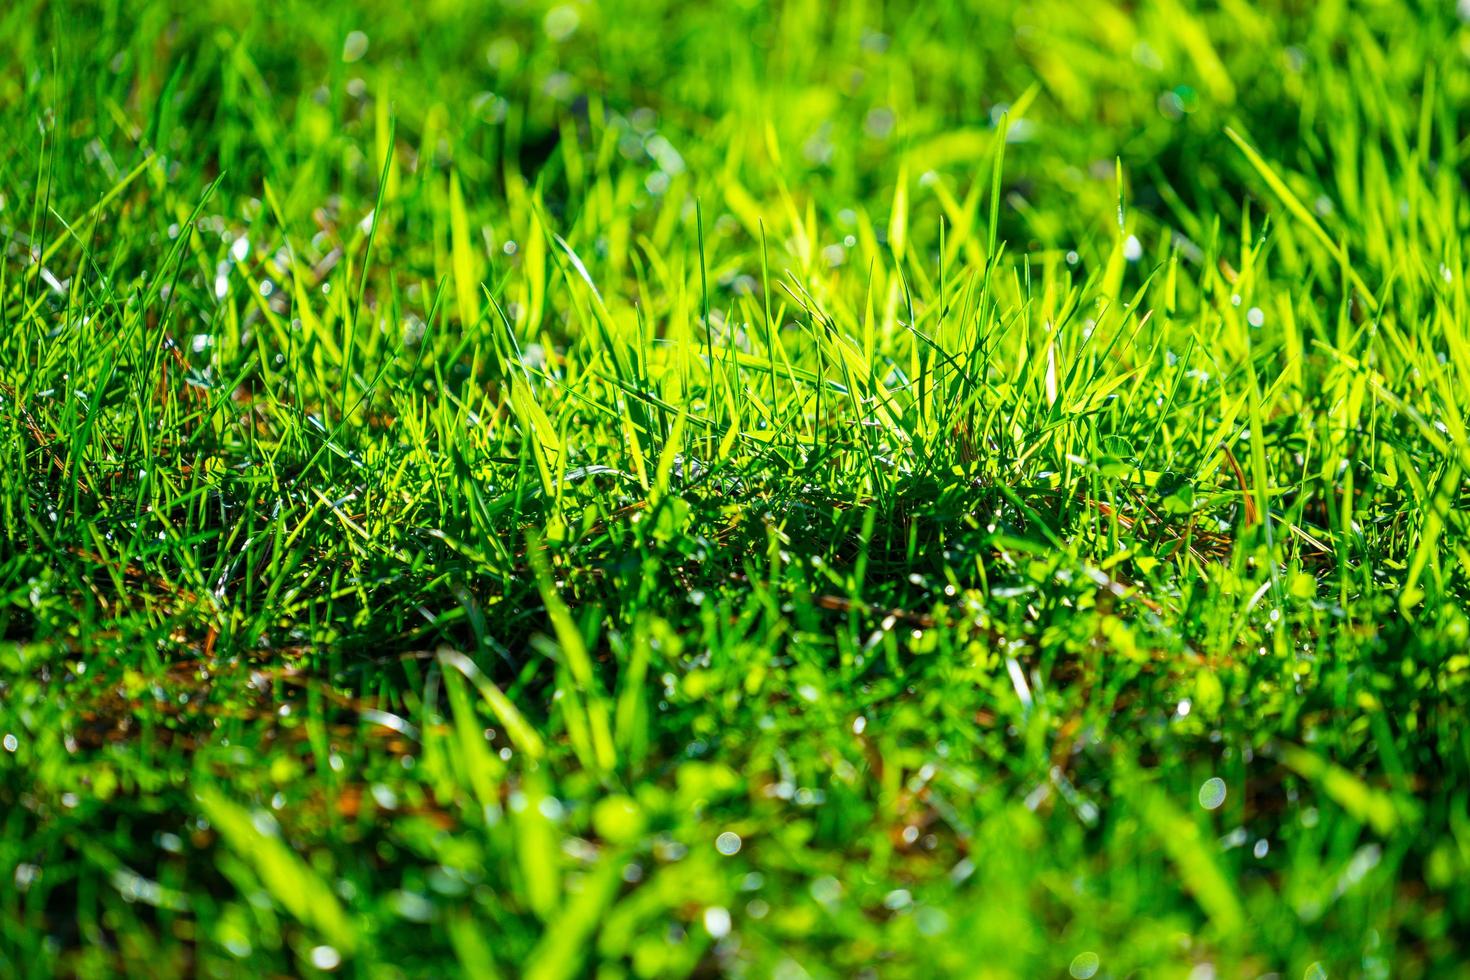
[1199,777,1227,810]
[310,945,342,970]
[14,863,39,891]
[716,831,742,856]
[342,31,369,62]
[704,906,731,938]
[1070,952,1101,979]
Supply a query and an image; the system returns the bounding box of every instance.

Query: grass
[3,0,1470,975]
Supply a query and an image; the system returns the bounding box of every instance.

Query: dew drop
[1199,777,1227,810]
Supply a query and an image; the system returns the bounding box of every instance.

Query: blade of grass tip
[548,230,638,395]
[449,168,481,331]
[1224,127,1378,311]
[527,534,616,773]
[438,653,506,820]
[760,220,778,415]
[1400,463,1460,611]
[550,229,604,305]
[1115,156,1126,233]
[509,374,562,499]
[436,647,546,760]
[343,117,396,422]
[139,173,226,403]
[890,153,909,265]
[939,217,947,325]
[19,115,50,317]
[697,199,715,438]
[527,546,591,687]
[988,117,1007,260]
[485,285,532,383]
[36,153,153,269]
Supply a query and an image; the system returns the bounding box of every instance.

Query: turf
[3,0,1470,976]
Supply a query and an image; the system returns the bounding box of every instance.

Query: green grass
[3,0,1470,975]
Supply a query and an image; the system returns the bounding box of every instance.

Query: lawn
[3,0,1470,976]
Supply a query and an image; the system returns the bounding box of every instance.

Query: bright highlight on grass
[3,0,1470,976]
